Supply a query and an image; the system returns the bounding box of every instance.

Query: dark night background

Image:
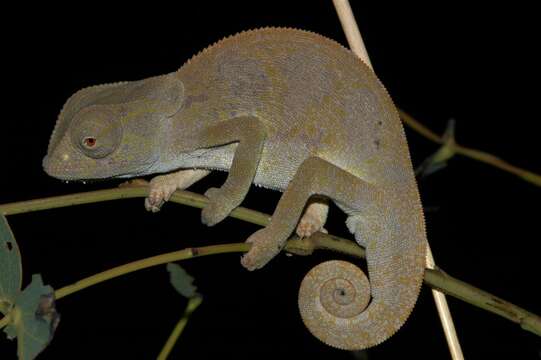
[1,1,540,359]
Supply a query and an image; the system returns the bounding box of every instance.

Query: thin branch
[426,246,464,360]
[0,188,540,336]
[399,109,541,187]
[332,0,541,188]
[157,296,203,360]
[332,0,373,69]
[54,243,248,300]
[399,109,443,143]
[0,187,270,226]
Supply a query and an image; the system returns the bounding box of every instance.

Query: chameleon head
[43,73,185,180]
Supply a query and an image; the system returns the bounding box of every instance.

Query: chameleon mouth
[42,154,110,181]
[42,153,158,181]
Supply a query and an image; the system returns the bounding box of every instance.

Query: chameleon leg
[242,156,380,270]
[196,116,267,226]
[145,169,210,212]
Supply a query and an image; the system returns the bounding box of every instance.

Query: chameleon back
[176,28,414,192]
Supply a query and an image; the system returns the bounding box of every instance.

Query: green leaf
[0,214,22,314]
[4,274,59,360]
[167,263,197,299]
[415,118,456,178]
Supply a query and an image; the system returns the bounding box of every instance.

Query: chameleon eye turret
[71,106,122,159]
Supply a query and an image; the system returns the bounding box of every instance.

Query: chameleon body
[43,28,427,350]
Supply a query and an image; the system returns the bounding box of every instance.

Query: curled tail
[298,208,426,350]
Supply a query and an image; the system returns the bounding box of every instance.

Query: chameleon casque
[43,28,427,350]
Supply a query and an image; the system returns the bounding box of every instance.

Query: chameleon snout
[42,153,72,180]
[42,147,90,181]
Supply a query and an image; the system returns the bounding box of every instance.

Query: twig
[399,110,541,186]
[398,109,443,143]
[0,187,540,337]
[0,187,270,225]
[331,0,373,69]
[331,1,464,358]
[333,1,540,187]
[54,243,248,300]
[157,296,203,360]
[426,247,464,360]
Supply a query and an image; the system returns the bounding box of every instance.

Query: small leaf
[167,263,197,299]
[4,319,17,339]
[416,118,457,178]
[0,214,23,313]
[5,274,59,360]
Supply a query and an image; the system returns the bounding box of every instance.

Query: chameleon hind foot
[241,227,283,270]
[201,187,236,226]
[296,199,329,238]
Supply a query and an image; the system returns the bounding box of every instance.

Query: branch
[398,109,541,187]
[157,296,203,360]
[0,187,539,336]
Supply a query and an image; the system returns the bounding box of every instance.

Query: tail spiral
[298,260,372,349]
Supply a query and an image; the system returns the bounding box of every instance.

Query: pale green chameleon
[43,28,427,350]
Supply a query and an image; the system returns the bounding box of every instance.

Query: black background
[1,1,540,359]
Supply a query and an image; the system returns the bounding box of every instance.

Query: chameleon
[43,28,427,350]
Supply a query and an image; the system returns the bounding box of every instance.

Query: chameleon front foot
[145,169,211,213]
[201,187,236,226]
[241,227,284,271]
[145,174,180,212]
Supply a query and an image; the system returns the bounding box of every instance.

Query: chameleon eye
[82,137,97,148]
[71,106,122,159]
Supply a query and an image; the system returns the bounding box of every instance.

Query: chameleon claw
[296,215,327,238]
[144,197,163,213]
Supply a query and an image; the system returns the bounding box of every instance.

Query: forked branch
[0,186,539,336]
